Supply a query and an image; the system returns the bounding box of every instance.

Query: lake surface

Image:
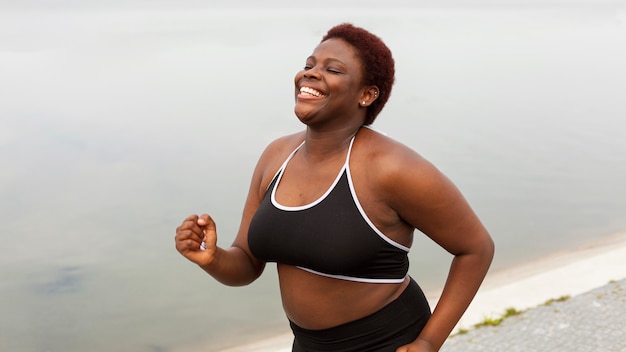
[1,2,625,351]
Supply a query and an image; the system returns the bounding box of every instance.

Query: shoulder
[354,127,434,175]
[261,131,305,156]
[353,127,449,202]
[258,131,305,166]
[254,131,306,186]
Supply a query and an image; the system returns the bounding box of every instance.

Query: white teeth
[300,86,324,97]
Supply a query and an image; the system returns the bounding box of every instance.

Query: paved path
[441,278,626,352]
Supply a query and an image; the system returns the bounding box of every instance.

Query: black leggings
[290,277,431,352]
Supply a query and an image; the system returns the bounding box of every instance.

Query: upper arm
[379,146,491,256]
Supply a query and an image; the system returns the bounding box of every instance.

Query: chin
[294,107,315,124]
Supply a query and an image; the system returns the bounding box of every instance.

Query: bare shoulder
[356,127,436,180]
[355,127,454,208]
[255,131,306,186]
[356,127,484,245]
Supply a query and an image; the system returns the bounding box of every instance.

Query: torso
[249,127,417,329]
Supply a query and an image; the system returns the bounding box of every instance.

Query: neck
[302,125,362,161]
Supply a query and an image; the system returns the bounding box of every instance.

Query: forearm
[416,239,494,350]
[199,245,264,286]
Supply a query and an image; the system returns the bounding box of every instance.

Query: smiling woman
[293,38,373,128]
[294,24,393,127]
[175,23,494,352]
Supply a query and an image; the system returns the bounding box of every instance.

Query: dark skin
[175,38,494,351]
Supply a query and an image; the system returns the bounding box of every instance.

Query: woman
[175,23,494,352]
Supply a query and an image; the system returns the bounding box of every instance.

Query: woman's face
[293,38,366,126]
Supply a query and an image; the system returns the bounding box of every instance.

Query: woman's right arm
[175,211,262,286]
[174,135,299,286]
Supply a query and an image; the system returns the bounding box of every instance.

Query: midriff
[277,264,409,330]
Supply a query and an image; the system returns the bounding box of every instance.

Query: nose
[303,66,321,80]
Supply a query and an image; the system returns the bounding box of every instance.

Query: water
[1,2,625,351]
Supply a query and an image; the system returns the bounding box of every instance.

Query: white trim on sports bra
[270,134,410,253]
[298,267,408,284]
[345,140,411,253]
[271,140,348,212]
[296,266,409,284]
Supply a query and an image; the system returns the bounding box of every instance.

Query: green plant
[542,295,570,306]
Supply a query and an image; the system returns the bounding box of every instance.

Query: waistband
[290,277,431,352]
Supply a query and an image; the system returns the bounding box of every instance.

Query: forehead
[310,38,361,65]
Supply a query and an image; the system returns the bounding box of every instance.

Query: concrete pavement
[441,278,626,352]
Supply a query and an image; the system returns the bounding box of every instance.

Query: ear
[358,86,380,107]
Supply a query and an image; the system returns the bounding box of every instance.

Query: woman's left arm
[381,146,495,352]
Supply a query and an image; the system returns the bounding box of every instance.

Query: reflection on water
[33,266,84,295]
[1,3,625,351]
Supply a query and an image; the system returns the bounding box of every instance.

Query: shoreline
[438,231,626,331]
[217,231,626,352]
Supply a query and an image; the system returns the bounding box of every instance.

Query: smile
[300,86,325,97]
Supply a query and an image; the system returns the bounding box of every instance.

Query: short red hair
[322,23,395,125]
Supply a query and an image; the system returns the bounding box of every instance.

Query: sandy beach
[218,231,626,352]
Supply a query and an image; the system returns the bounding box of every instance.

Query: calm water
[1,3,625,351]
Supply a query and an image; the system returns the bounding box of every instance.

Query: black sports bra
[248,137,409,283]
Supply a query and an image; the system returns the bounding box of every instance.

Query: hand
[396,339,437,352]
[175,214,218,266]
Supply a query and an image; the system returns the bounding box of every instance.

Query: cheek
[294,70,305,85]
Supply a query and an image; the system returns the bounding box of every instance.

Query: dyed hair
[322,23,395,125]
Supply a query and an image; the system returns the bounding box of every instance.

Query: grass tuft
[542,295,570,306]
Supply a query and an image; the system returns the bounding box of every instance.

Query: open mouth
[299,86,325,97]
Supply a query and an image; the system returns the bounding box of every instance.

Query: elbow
[478,231,495,269]
[456,230,495,270]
